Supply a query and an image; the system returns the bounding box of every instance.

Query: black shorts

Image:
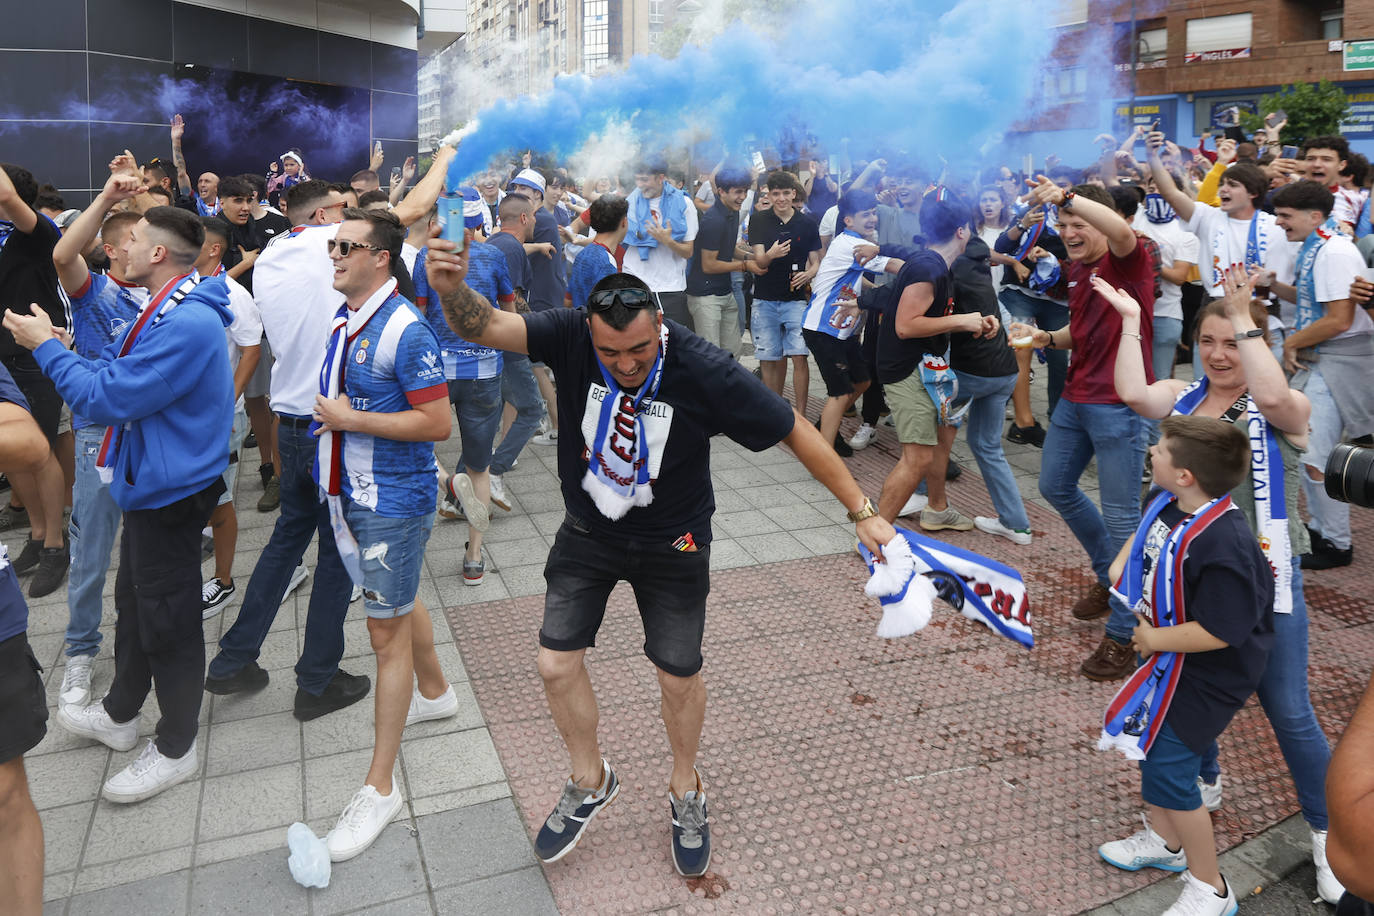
[803,329,870,398]
[2,351,62,444]
[540,514,710,677]
[0,632,48,764]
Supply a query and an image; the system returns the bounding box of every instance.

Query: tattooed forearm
[439,284,494,342]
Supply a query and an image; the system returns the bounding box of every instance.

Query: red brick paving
[445,434,1373,915]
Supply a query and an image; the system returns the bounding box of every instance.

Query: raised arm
[1145,131,1197,223]
[424,227,528,355]
[1215,268,1310,436]
[1093,276,1185,417]
[54,174,141,295]
[0,164,38,234]
[1027,175,1137,259]
[169,115,193,197]
[392,146,456,227]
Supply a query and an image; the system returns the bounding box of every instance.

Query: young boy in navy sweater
[1098,414,1274,916]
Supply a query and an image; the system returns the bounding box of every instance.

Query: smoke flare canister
[436,193,467,251]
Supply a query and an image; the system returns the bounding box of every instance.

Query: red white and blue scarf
[581,322,668,520]
[859,527,1033,648]
[1100,492,1234,760]
[312,280,397,584]
[1294,215,1343,344]
[95,272,199,484]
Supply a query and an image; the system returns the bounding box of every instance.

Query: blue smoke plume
[448,0,1057,187]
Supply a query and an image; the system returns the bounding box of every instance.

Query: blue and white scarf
[581,322,669,520]
[1144,193,1176,225]
[195,196,221,217]
[917,352,969,427]
[1173,379,1292,614]
[1100,492,1233,760]
[1294,216,1343,341]
[0,219,12,253]
[1207,209,1267,288]
[625,184,688,261]
[859,527,1033,648]
[312,281,397,585]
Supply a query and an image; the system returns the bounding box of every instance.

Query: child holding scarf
[1101,267,1347,904]
[1096,414,1272,916]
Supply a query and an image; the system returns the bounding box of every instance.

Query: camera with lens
[1325,442,1374,508]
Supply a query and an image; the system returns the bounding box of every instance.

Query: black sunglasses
[327,239,384,257]
[587,288,657,313]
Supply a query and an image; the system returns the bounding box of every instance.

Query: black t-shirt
[487,231,532,299]
[686,201,738,297]
[949,238,1017,378]
[1144,502,1275,753]
[527,208,567,312]
[0,215,65,357]
[876,248,954,384]
[523,309,796,545]
[749,209,820,302]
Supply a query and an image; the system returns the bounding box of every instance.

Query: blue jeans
[1200,557,1331,830]
[731,272,748,333]
[65,426,123,658]
[490,354,543,476]
[1038,399,1145,642]
[447,376,503,473]
[998,287,1069,418]
[208,421,352,694]
[954,371,1029,530]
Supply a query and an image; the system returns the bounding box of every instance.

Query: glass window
[1185,13,1251,53]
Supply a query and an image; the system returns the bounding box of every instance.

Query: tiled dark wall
[0,0,417,207]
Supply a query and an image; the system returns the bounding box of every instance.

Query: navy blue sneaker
[669,770,711,877]
[534,758,619,863]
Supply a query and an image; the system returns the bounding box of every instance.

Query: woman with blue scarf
[1103,266,1346,905]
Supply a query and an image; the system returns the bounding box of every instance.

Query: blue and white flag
[859,527,1033,648]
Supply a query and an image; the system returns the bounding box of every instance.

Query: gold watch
[847,498,877,523]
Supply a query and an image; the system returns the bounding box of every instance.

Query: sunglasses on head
[586,288,657,313]
[327,239,384,257]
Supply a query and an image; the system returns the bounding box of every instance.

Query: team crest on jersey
[355,339,370,365]
[421,350,438,369]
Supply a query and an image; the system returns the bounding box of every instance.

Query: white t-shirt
[802,231,891,340]
[252,223,344,416]
[1185,204,1292,299]
[1290,233,1374,340]
[400,242,420,277]
[620,193,699,293]
[1133,212,1200,321]
[1332,187,1367,227]
[223,273,263,407]
[977,224,1010,291]
[819,205,839,240]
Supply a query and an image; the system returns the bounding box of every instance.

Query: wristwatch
[1060,190,1076,208]
[847,498,878,523]
[1234,327,1266,341]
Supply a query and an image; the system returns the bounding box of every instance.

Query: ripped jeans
[341,503,434,619]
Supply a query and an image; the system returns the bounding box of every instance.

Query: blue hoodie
[35,275,235,511]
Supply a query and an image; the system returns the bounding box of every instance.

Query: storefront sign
[1111,98,1178,138]
[1346,41,1374,72]
[1186,47,1251,64]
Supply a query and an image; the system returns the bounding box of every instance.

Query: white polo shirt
[251,223,343,416]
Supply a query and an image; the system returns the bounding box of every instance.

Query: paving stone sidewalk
[12,352,1367,914]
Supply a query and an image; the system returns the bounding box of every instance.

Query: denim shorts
[803,329,868,397]
[540,513,711,677]
[1139,721,1205,811]
[751,298,808,360]
[447,376,503,472]
[217,407,249,507]
[342,503,435,619]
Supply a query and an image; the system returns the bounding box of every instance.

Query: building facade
[1013,0,1374,161]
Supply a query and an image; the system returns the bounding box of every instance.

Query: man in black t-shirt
[686,168,753,356]
[0,162,71,594]
[424,247,895,879]
[874,193,996,529]
[750,170,821,413]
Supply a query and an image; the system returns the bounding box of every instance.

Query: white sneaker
[446,473,490,532]
[897,493,927,518]
[848,423,877,451]
[326,784,404,862]
[1312,830,1347,904]
[350,584,363,603]
[489,475,511,512]
[879,413,895,428]
[56,700,139,751]
[974,516,1032,545]
[1162,871,1236,916]
[59,655,94,707]
[405,685,459,726]
[1098,817,1188,872]
[532,429,559,446]
[102,738,199,803]
[1197,775,1222,812]
[281,563,309,604]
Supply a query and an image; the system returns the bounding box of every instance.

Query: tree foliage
[1238,80,1352,143]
